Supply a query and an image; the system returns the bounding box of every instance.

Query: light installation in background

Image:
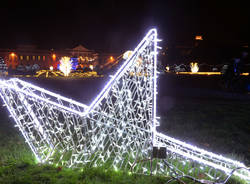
[89,64,94,70]
[34,70,63,78]
[0,57,8,76]
[59,56,72,76]
[0,29,249,182]
[190,62,199,73]
[176,72,249,76]
[123,50,133,60]
[70,58,79,70]
[176,71,221,75]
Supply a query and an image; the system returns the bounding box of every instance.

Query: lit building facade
[0,44,99,70]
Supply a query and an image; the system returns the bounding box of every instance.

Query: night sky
[0,0,249,52]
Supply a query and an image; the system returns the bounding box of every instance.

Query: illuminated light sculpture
[176,71,221,75]
[0,57,8,76]
[190,62,199,73]
[34,70,63,78]
[89,64,94,70]
[59,56,72,76]
[123,50,133,60]
[176,72,250,76]
[0,29,249,182]
[166,66,170,72]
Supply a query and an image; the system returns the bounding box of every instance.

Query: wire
[162,160,250,184]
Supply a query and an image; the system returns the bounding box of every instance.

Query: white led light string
[0,29,249,182]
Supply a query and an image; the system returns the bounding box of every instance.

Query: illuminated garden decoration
[0,29,249,183]
[59,56,72,76]
[190,62,199,73]
[0,57,8,76]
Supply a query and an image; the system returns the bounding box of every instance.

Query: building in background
[58,45,99,70]
[0,44,99,71]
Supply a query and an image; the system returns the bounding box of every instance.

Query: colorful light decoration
[0,29,249,182]
[59,56,72,76]
[176,72,249,76]
[190,62,199,73]
[195,35,203,40]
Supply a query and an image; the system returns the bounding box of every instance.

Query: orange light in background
[175,72,249,76]
[241,73,249,76]
[176,72,221,75]
[110,56,114,61]
[10,53,15,57]
[195,35,203,40]
[52,54,56,60]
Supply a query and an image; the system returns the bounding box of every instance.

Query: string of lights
[0,29,249,182]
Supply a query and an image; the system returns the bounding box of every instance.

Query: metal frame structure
[0,29,249,182]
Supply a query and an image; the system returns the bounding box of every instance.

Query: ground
[0,74,249,183]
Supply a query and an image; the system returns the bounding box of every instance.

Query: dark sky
[0,0,249,52]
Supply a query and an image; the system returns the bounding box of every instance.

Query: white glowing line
[86,29,157,114]
[13,78,88,109]
[156,132,246,167]
[152,29,158,145]
[156,132,250,180]
[0,81,85,116]
[166,145,249,180]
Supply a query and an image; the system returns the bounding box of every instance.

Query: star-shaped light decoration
[0,29,249,182]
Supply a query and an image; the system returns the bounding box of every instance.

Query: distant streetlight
[10,52,15,57]
[110,56,114,61]
[52,54,56,60]
[9,52,17,69]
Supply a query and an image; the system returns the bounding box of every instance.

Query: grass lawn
[158,97,250,165]
[0,97,249,183]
